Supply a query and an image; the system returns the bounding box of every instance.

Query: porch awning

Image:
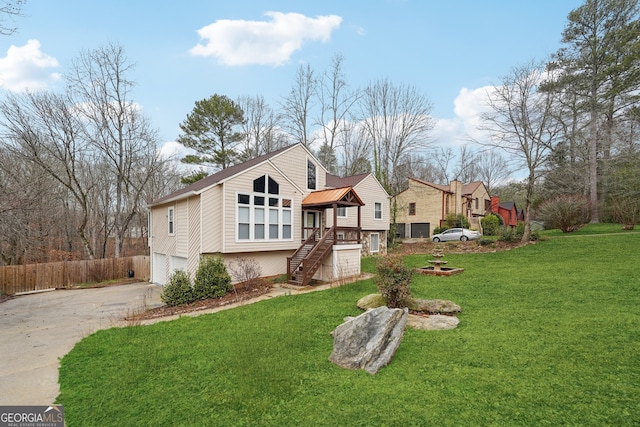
[302,186,365,209]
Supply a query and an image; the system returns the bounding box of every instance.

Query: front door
[303,211,321,240]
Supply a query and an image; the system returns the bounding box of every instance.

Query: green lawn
[58,227,640,426]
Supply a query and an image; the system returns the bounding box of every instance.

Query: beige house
[393,178,490,239]
[148,144,389,286]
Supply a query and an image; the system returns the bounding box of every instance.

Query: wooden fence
[0,255,150,295]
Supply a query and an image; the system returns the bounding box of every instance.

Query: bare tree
[479,61,561,242]
[66,43,164,258]
[451,145,480,183]
[430,147,456,184]
[236,94,287,160]
[359,78,435,194]
[281,64,316,147]
[475,149,512,194]
[0,0,25,36]
[0,90,98,258]
[336,121,371,176]
[315,53,361,171]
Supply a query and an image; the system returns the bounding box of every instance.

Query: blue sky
[0,0,584,161]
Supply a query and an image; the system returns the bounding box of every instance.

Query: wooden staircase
[287,226,336,286]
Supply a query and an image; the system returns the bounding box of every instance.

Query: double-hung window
[374,202,382,220]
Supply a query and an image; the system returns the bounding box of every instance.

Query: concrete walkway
[0,275,373,406]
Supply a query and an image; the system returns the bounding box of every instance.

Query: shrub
[433,226,447,234]
[481,214,501,236]
[444,213,470,229]
[497,226,520,243]
[193,256,232,300]
[161,270,194,307]
[537,194,590,232]
[478,238,494,246]
[374,255,413,309]
[607,196,640,229]
[228,257,262,286]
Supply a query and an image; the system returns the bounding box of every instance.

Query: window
[238,206,250,239]
[374,202,382,220]
[370,233,380,253]
[337,207,347,217]
[168,207,175,235]
[254,208,265,239]
[409,203,416,216]
[307,159,316,190]
[236,175,292,241]
[269,209,279,239]
[475,198,479,210]
[283,210,292,239]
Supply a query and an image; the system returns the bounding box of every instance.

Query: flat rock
[357,294,461,315]
[406,314,459,330]
[329,306,408,374]
[407,298,461,315]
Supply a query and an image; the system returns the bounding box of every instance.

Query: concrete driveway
[0,283,163,406]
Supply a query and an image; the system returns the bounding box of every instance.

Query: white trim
[306,157,317,190]
[374,202,383,220]
[235,190,293,242]
[167,206,175,236]
[337,206,348,218]
[370,232,380,253]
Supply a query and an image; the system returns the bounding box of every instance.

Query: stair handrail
[287,227,320,280]
[300,225,337,285]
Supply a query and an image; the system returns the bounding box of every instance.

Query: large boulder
[329,306,408,374]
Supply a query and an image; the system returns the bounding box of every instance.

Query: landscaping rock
[406,314,459,330]
[357,294,461,316]
[329,306,408,374]
[356,293,386,310]
[407,298,461,315]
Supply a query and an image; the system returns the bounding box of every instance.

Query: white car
[432,228,481,242]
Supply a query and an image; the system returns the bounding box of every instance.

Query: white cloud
[189,12,342,66]
[0,40,60,91]
[430,85,510,154]
[159,140,187,161]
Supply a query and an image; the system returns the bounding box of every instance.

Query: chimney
[491,196,500,213]
[450,180,463,214]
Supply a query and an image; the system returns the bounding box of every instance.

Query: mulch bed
[128,279,274,321]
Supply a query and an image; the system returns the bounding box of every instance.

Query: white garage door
[170,256,188,275]
[153,253,167,286]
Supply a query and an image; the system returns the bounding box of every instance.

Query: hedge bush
[161,270,194,307]
[193,256,232,300]
[481,214,501,236]
[537,194,590,232]
[375,255,413,309]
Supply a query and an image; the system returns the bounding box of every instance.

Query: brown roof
[149,144,295,206]
[302,186,364,208]
[462,181,484,196]
[325,172,370,188]
[409,177,451,193]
